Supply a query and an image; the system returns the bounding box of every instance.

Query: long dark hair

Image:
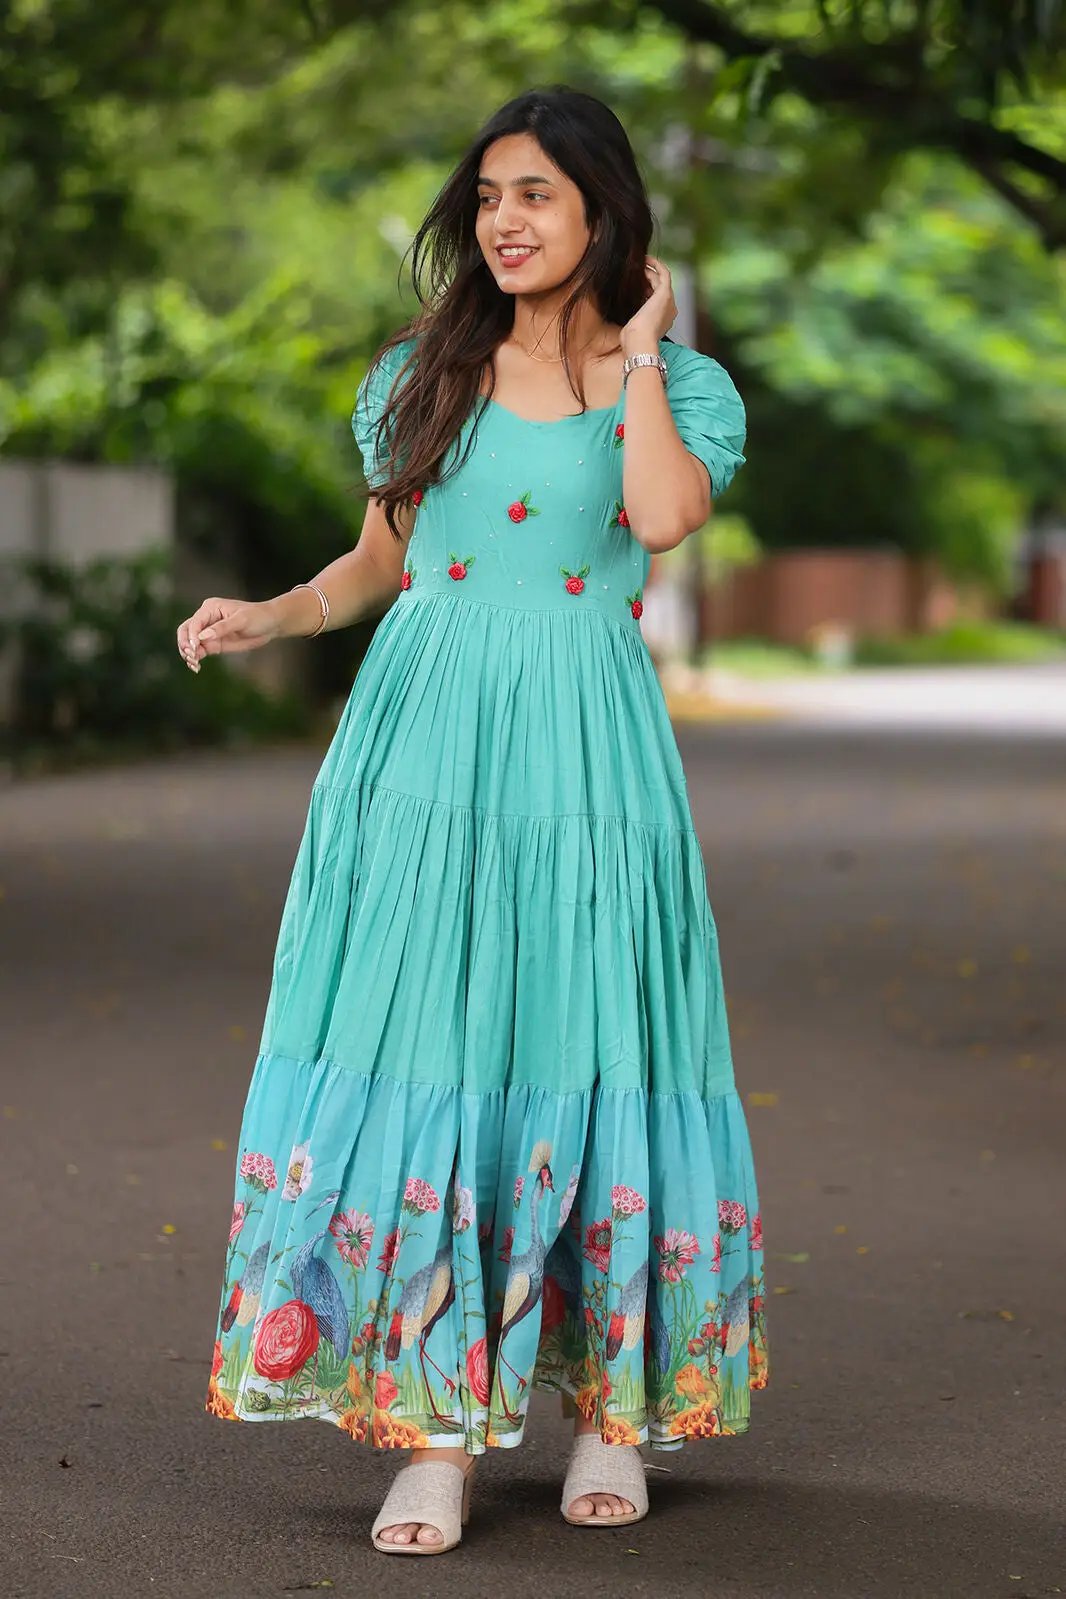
[364,86,655,537]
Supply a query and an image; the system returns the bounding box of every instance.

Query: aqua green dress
[206,334,770,1452]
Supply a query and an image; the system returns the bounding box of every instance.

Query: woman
[180,85,770,1557]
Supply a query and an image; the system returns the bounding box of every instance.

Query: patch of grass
[698,622,1066,677]
[853,621,1066,666]
[700,638,828,677]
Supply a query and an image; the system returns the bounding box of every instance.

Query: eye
[525,191,550,202]
[477,193,499,208]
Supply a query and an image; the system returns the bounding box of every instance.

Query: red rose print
[507,491,540,522]
[400,566,414,591]
[447,551,476,581]
[610,501,630,529]
[466,1336,491,1406]
[412,489,424,506]
[560,563,591,594]
[625,588,643,619]
[252,1299,318,1382]
[614,423,625,447]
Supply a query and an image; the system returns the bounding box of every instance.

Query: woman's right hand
[177,596,283,673]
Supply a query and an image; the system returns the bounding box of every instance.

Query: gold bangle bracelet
[290,582,330,638]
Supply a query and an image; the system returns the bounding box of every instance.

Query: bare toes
[416,1524,443,1544]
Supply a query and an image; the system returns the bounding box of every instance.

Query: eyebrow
[476,173,556,187]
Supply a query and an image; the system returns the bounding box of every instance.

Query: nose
[493,196,526,237]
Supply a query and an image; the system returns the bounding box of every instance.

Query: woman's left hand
[620,257,677,355]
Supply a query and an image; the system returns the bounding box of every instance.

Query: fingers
[176,597,229,672]
[196,609,246,654]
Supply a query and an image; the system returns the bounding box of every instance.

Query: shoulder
[360,334,419,398]
[659,337,741,401]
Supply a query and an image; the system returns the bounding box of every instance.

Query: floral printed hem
[205,1064,769,1453]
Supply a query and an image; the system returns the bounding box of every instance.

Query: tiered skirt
[206,592,770,1450]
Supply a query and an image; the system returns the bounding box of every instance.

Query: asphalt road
[2,723,1063,1599]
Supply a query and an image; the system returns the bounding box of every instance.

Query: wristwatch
[622,351,668,388]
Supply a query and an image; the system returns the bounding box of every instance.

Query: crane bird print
[605,1257,649,1362]
[285,1228,350,1399]
[220,1240,270,1332]
[385,1242,459,1427]
[497,1139,554,1421]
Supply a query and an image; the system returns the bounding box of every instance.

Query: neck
[510,291,611,363]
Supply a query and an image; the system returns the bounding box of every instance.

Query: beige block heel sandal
[371,1458,475,1555]
[560,1433,650,1528]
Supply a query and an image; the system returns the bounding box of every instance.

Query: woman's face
[475,132,592,297]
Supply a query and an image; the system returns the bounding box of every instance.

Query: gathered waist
[389,576,647,636]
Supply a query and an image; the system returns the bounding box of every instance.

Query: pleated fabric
[206,337,770,1451]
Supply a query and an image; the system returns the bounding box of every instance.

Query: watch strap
[622,352,668,387]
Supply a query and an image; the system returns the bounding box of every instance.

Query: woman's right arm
[177,497,414,671]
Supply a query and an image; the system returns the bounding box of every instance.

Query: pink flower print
[239,1151,278,1193]
[402,1176,441,1215]
[498,1225,515,1264]
[400,564,415,591]
[412,489,424,506]
[610,501,630,529]
[613,423,625,449]
[377,1227,401,1275]
[329,1208,375,1269]
[750,1211,764,1251]
[507,491,540,522]
[560,563,591,594]
[448,552,476,581]
[718,1198,748,1236]
[611,1184,646,1218]
[624,587,643,620]
[710,1231,722,1273]
[513,1176,525,1209]
[583,1217,612,1272]
[655,1227,700,1283]
[229,1202,246,1243]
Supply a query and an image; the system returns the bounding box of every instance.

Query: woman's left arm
[620,257,713,554]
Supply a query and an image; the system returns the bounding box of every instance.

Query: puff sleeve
[351,336,417,491]
[662,341,747,500]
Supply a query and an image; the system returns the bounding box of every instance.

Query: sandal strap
[561,1434,649,1516]
[371,1460,468,1545]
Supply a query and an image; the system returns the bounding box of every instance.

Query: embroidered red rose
[447,552,476,581]
[507,491,540,522]
[560,563,590,594]
[400,566,414,591]
[412,489,424,506]
[610,501,630,529]
[613,423,625,448]
[625,588,643,619]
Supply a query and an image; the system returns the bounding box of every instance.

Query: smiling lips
[496,245,539,270]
